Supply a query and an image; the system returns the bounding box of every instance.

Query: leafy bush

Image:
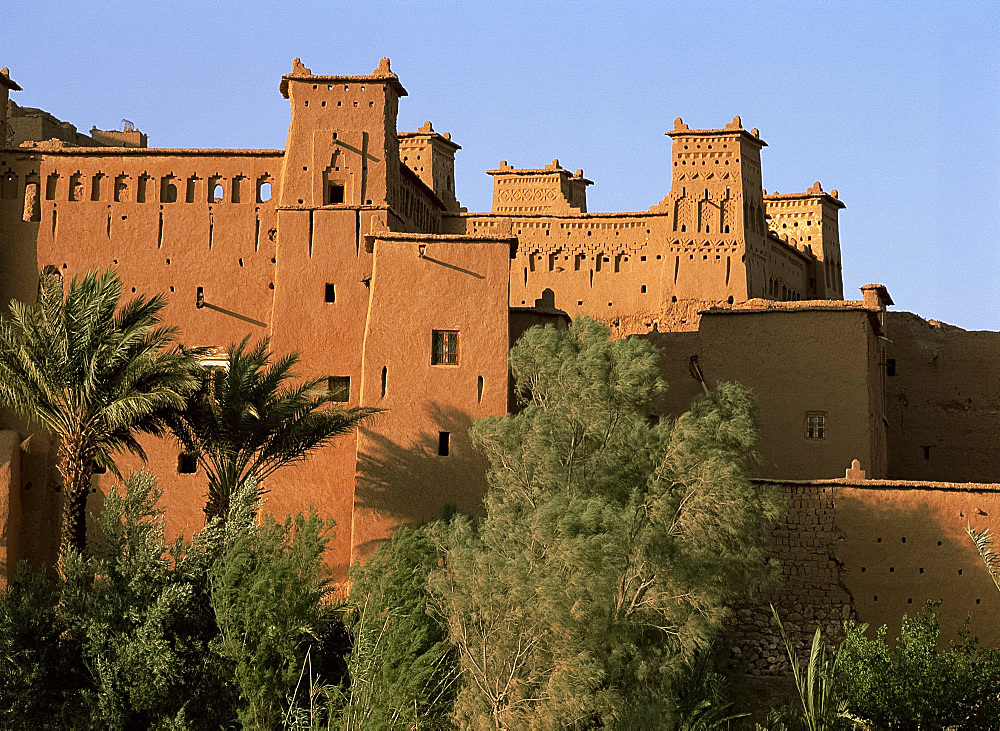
[329,524,457,730]
[0,472,341,730]
[836,601,1000,729]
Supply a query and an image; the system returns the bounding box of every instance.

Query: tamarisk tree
[430,317,782,729]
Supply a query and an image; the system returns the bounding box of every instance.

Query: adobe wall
[1,146,287,563]
[729,475,1000,676]
[352,233,516,564]
[884,311,1000,483]
[646,305,886,480]
[0,430,20,587]
[441,116,822,337]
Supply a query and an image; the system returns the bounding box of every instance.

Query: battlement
[487,159,593,214]
[279,57,407,99]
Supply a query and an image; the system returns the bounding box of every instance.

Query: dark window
[922,445,932,460]
[432,330,459,365]
[806,412,826,439]
[438,431,450,456]
[328,376,350,402]
[178,453,197,473]
[886,358,896,377]
[329,184,345,204]
[325,283,336,303]
[92,464,107,474]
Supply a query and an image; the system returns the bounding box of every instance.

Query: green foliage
[210,479,337,729]
[0,472,341,730]
[430,317,782,729]
[165,335,379,520]
[58,471,218,728]
[673,649,748,730]
[836,601,1000,729]
[0,268,199,559]
[0,562,83,729]
[770,606,849,731]
[330,524,457,729]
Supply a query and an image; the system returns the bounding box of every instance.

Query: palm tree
[0,268,200,565]
[165,336,379,521]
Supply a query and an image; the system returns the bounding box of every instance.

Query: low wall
[0,430,21,588]
[729,469,1000,675]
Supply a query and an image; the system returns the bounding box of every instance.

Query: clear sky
[4,1,998,329]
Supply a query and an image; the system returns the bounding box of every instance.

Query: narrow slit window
[886,358,896,377]
[806,412,826,440]
[325,283,336,303]
[438,431,450,457]
[432,330,459,365]
[380,366,388,398]
[178,453,197,474]
[328,376,350,402]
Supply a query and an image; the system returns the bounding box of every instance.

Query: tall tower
[648,116,769,302]
[398,121,462,212]
[661,115,767,240]
[0,68,22,146]
[765,182,845,298]
[277,57,407,209]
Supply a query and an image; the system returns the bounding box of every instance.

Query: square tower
[278,58,407,209]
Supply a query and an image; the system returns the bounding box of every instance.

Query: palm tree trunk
[204,477,227,523]
[56,434,94,574]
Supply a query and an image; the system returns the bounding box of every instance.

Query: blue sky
[5,1,998,329]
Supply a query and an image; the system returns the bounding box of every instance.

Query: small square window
[324,283,336,303]
[432,330,459,365]
[438,431,451,456]
[886,358,896,377]
[178,452,197,473]
[328,184,345,204]
[806,412,826,440]
[328,376,350,402]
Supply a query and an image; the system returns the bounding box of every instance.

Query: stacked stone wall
[727,483,853,676]
[727,477,1000,677]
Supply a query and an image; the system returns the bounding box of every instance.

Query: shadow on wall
[835,486,1000,648]
[353,402,489,557]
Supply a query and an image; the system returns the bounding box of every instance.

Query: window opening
[886,358,896,377]
[328,184,345,204]
[325,283,336,302]
[380,366,388,398]
[328,376,350,402]
[432,330,459,365]
[806,412,826,439]
[438,431,451,457]
[178,453,197,473]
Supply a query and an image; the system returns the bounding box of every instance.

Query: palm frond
[967,525,1000,593]
[0,267,200,557]
[166,337,380,519]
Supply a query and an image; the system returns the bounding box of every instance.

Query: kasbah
[2,58,998,674]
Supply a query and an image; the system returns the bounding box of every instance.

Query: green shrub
[329,524,457,730]
[0,472,342,730]
[836,601,1000,729]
